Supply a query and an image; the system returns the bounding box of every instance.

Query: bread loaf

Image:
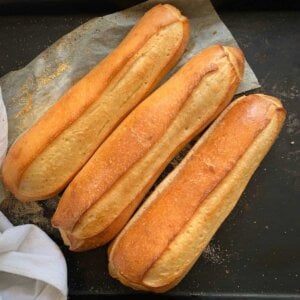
[2,4,189,201]
[108,94,286,292]
[52,45,245,251]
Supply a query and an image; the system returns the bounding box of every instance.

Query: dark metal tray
[0,1,299,298]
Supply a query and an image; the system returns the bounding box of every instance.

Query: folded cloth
[0,212,67,300]
[0,87,67,299]
[0,87,7,167]
[0,87,8,203]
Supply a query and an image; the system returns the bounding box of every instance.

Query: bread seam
[72,46,238,238]
[52,45,245,250]
[2,4,189,201]
[16,22,184,190]
[109,95,282,244]
[109,95,286,291]
[141,106,278,285]
[142,105,285,290]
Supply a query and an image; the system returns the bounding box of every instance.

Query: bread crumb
[203,243,224,264]
[0,194,59,238]
[15,94,32,118]
[37,63,70,87]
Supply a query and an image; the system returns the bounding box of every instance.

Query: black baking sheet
[0,1,299,298]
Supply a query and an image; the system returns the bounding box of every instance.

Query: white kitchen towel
[0,212,67,300]
[0,88,7,168]
[0,88,8,204]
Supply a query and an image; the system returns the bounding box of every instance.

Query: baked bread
[52,45,245,251]
[2,4,189,201]
[108,94,286,292]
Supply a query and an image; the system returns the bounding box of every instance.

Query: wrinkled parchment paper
[0,0,259,233]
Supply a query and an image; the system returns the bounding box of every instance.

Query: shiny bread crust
[2,4,189,201]
[108,94,286,292]
[52,45,245,251]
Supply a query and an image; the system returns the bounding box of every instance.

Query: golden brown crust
[52,45,245,250]
[1,4,189,201]
[108,94,286,292]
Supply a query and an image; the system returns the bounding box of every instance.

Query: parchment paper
[0,0,260,234]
